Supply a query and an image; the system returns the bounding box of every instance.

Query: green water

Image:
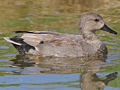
[0,0,120,90]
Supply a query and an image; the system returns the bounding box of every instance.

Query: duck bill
[100,24,117,34]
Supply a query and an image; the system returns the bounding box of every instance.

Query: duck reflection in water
[80,67,118,90]
[11,55,118,90]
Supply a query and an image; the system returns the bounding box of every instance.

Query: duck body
[4,12,117,57]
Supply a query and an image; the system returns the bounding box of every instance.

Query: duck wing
[14,31,83,47]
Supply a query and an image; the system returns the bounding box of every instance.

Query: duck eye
[94,19,99,22]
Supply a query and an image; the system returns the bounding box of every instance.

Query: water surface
[0,0,120,90]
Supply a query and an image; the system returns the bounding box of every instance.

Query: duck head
[79,12,117,36]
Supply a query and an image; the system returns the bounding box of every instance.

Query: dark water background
[0,0,120,90]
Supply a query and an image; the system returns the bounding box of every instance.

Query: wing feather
[18,31,83,47]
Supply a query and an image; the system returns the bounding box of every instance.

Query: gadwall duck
[4,12,117,57]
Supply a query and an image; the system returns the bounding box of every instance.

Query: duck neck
[81,31,98,41]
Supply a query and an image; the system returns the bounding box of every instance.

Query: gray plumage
[4,12,117,57]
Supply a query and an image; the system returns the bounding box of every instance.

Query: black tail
[13,31,33,34]
[7,36,35,54]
